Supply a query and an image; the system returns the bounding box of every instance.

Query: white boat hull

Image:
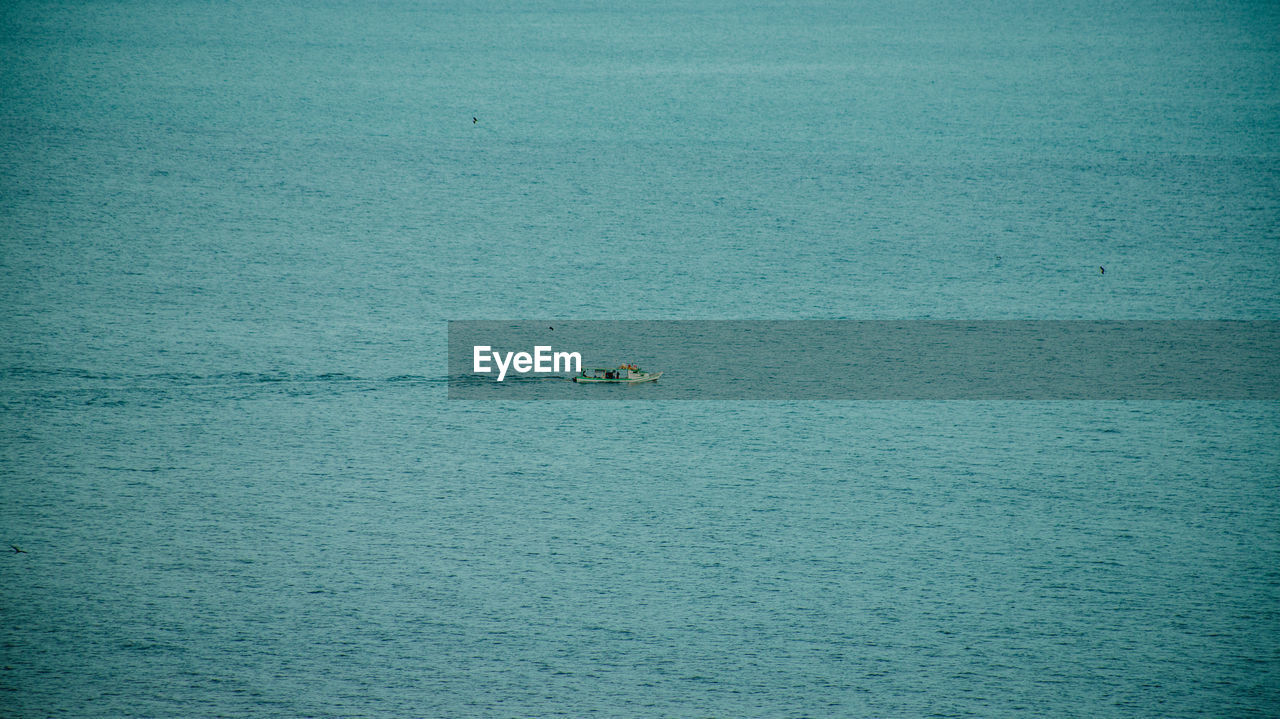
[573,372,662,384]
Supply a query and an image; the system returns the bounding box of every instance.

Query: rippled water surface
[2,0,1279,716]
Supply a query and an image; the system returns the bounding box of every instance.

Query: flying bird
[10,545,26,554]
[1100,266,1106,274]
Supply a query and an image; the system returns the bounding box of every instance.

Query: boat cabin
[581,365,646,379]
[581,367,634,380]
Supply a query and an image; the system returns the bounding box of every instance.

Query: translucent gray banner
[447,321,1280,400]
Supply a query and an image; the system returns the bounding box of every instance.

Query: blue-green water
[2,1,1279,716]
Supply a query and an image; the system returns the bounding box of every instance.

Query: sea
[2,0,1278,716]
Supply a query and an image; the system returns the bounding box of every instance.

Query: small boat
[572,364,663,384]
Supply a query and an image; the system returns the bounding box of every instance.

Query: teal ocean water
[3,1,1279,716]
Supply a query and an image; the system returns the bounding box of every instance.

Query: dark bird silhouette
[1100,266,1106,274]
[473,117,477,124]
[549,326,554,330]
[10,545,26,554]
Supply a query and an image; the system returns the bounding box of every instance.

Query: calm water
[2,0,1279,716]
